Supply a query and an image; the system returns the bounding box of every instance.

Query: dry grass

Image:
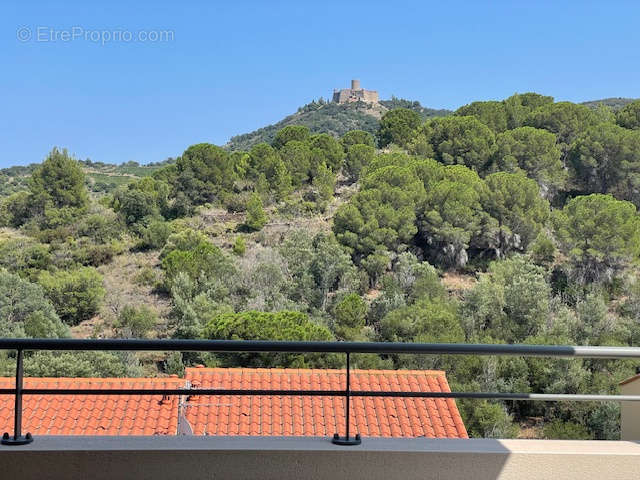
[0,227,29,242]
[441,272,476,293]
[71,250,171,339]
[365,289,382,301]
[517,418,545,439]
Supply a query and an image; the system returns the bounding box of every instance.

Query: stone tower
[333,79,378,104]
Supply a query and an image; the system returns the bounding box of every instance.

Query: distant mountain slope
[0,159,173,197]
[225,98,451,151]
[581,97,637,111]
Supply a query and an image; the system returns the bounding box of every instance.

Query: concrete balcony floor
[0,436,639,480]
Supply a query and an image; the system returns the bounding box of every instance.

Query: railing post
[2,349,33,445]
[332,351,361,445]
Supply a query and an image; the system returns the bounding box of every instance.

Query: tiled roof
[184,368,468,438]
[0,369,468,438]
[0,377,186,436]
[619,374,640,386]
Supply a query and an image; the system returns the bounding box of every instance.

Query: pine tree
[245,193,268,231]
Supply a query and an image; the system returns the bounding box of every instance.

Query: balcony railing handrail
[1,338,640,446]
[0,338,639,357]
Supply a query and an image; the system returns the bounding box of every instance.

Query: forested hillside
[226,97,450,151]
[3,93,640,440]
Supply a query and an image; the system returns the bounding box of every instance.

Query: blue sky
[2,1,639,167]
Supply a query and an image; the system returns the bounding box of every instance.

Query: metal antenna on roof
[331,352,361,446]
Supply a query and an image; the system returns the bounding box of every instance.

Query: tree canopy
[377,108,422,148]
[29,148,89,213]
[272,125,311,149]
[455,101,509,133]
[380,298,463,344]
[493,126,566,197]
[484,172,549,255]
[427,116,496,173]
[341,129,375,150]
[333,161,424,258]
[503,92,554,129]
[524,102,599,154]
[202,310,336,368]
[175,143,235,205]
[417,165,495,267]
[553,194,640,283]
[309,133,344,173]
[616,100,640,130]
[568,123,640,206]
[344,144,375,182]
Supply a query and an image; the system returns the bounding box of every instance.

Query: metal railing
[0,338,639,446]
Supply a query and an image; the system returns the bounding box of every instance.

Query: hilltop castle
[332,79,379,104]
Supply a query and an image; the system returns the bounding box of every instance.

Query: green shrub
[0,238,51,279]
[115,305,158,338]
[461,255,550,342]
[361,248,391,287]
[224,192,249,213]
[460,400,519,438]
[161,228,209,257]
[0,191,34,228]
[161,232,236,289]
[38,267,106,325]
[0,270,68,338]
[22,351,129,378]
[76,210,121,243]
[111,177,170,226]
[72,242,117,267]
[133,266,158,287]
[232,236,246,256]
[334,293,367,340]
[543,420,592,440]
[309,162,336,212]
[139,220,172,250]
[529,232,556,267]
[245,193,268,231]
[379,298,463,344]
[165,351,185,376]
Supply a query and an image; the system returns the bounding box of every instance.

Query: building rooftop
[183,368,467,438]
[0,377,184,436]
[0,368,466,438]
[619,373,640,386]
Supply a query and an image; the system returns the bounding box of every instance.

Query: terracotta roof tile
[0,368,467,438]
[183,368,467,439]
[0,377,185,436]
